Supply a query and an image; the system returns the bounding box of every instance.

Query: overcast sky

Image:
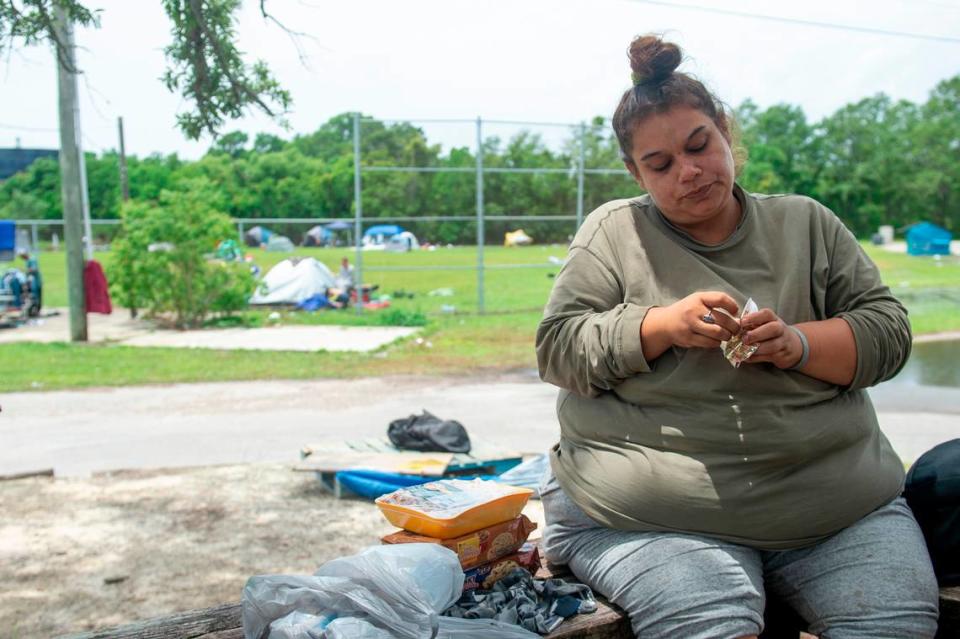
[1,0,958,160]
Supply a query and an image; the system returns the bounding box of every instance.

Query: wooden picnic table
[64,540,960,639]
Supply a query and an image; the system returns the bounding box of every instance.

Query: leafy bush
[374,307,428,327]
[108,181,254,328]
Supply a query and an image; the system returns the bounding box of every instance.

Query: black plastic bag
[903,438,960,586]
[388,410,471,454]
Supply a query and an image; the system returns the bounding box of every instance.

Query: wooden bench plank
[535,561,631,638]
[62,579,960,639]
[63,603,242,639]
[940,586,960,639]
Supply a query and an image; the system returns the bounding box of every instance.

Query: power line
[630,0,960,44]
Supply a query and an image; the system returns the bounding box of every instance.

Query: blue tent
[363,224,403,239]
[0,220,15,261]
[906,222,952,256]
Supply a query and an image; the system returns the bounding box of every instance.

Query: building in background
[0,146,58,181]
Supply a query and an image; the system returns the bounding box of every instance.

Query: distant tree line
[1,75,957,244]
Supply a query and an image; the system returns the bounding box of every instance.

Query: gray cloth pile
[444,567,597,634]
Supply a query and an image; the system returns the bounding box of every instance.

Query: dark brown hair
[613,35,737,166]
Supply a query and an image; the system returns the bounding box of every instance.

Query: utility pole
[53,5,88,341]
[117,116,130,202]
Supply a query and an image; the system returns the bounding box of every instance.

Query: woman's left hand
[739,308,803,369]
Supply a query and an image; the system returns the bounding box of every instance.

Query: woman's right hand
[640,291,741,361]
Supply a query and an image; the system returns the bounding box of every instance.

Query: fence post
[238,221,244,244]
[577,122,586,232]
[31,222,39,252]
[476,116,485,314]
[353,112,364,315]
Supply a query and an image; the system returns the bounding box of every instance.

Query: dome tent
[250,257,336,305]
[302,225,332,247]
[265,235,295,252]
[386,231,419,252]
[363,224,404,248]
[504,229,533,247]
[243,225,273,248]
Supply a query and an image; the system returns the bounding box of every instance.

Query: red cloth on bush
[84,259,112,314]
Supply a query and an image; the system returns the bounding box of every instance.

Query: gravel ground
[0,464,399,638]
[0,461,547,638]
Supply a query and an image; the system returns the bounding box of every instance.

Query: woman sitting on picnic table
[535,35,939,639]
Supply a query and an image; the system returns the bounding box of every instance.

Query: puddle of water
[888,340,960,388]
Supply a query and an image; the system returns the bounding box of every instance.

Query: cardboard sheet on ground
[295,449,454,475]
[295,437,523,476]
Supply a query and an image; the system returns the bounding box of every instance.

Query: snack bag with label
[381,515,538,569]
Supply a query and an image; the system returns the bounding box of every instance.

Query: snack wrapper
[721,297,759,368]
[377,479,524,519]
[461,542,541,591]
[375,478,533,538]
[381,515,538,570]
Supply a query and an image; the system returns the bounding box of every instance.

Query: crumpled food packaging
[720,297,759,368]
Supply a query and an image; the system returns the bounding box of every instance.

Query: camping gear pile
[297,413,527,500]
[249,257,385,311]
[0,220,42,323]
[241,543,539,639]
[375,478,597,634]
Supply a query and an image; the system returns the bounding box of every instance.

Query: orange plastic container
[375,479,534,539]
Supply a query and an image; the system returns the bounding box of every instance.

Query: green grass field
[36,244,567,315]
[2,243,958,392]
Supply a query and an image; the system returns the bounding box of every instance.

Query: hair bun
[628,35,682,87]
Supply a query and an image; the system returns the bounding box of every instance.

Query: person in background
[327,257,356,309]
[337,257,355,291]
[535,35,939,639]
[18,249,42,312]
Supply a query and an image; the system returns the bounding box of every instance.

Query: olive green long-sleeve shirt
[535,186,910,550]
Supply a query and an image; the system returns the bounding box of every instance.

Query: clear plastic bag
[267,611,335,639]
[498,454,549,497]
[242,543,539,639]
[323,617,393,639]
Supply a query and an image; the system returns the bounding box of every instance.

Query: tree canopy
[2,77,959,243]
[0,0,290,139]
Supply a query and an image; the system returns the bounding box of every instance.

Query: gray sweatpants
[540,472,939,639]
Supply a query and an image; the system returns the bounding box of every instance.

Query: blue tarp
[363,224,403,239]
[335,469,500,500]
[297,294,336,311]
[907,222,952,256]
